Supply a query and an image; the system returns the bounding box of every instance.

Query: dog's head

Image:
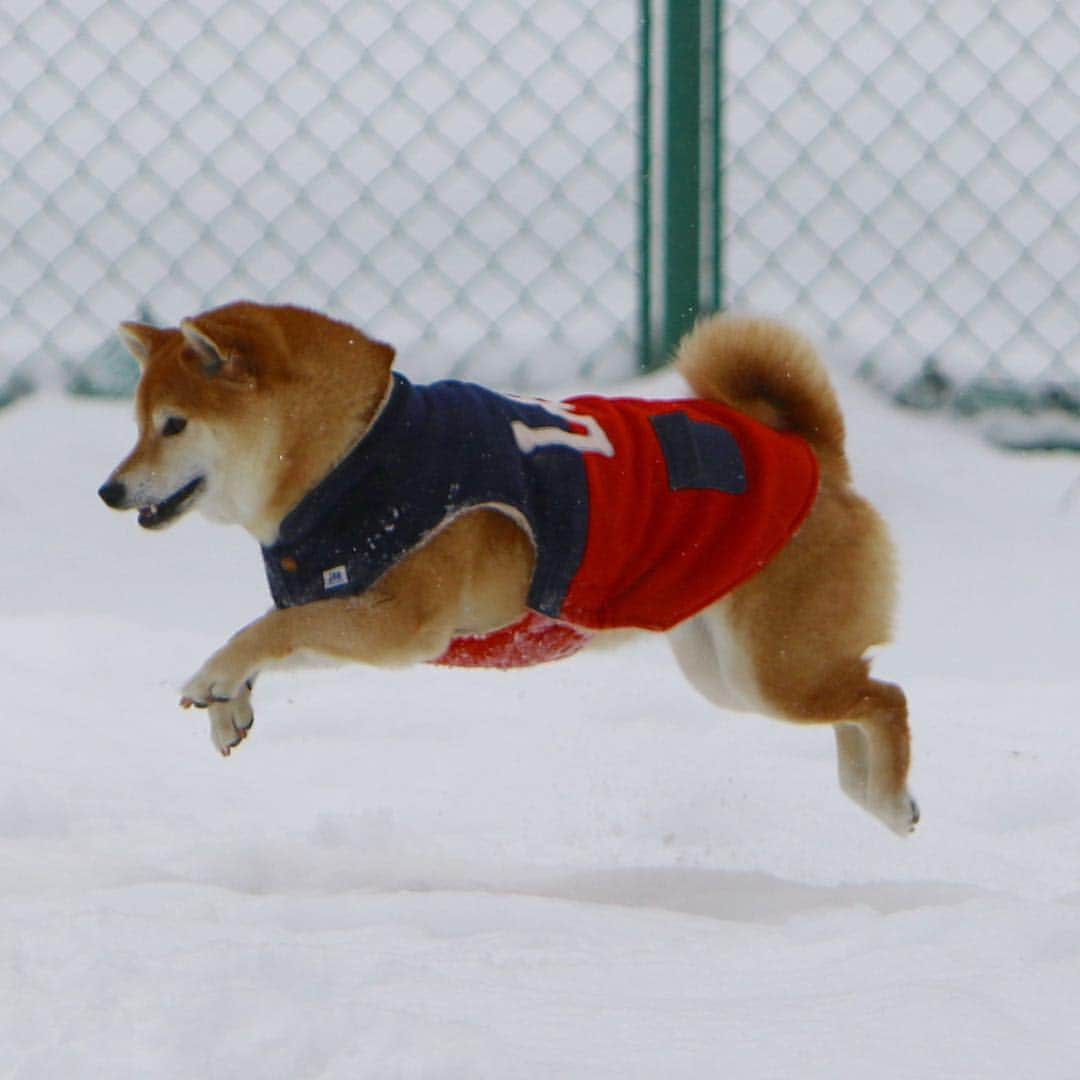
[98,301,395,539]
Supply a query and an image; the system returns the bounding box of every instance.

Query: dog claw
[885,792,920,836]
[208,695,254,757]
[180,693,231,709]
[217,725,250,758]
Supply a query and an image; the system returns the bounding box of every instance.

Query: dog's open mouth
[137,477,204,529]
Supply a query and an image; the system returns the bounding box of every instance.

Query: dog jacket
[261,373,819,668]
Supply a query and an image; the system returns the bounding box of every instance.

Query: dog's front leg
[180,607,290,712]
[179,608,283,755]
[180,509,535,754]
[178,591,458,756]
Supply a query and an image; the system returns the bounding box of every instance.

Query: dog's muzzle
[98,475,205,529]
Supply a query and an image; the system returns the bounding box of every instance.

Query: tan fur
[675,316,851,482]
[101,301,915,835]
[117,302,397,541]
[673,316,915,834]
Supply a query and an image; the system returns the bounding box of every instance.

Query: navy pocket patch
[650,412,747,494]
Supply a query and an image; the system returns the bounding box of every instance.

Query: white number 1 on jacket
[510,399,615,457]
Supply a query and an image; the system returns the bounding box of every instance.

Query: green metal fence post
[639,1,722,371]
[710,0,723,313]
[662,0,702,362]
[638,0,653,373]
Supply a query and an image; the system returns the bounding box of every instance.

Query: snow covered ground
[2,360,1080,1078]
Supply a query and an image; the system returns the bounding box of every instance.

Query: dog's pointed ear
[117,322,164,368]
[179,319,226,376]
[179,318,249,381]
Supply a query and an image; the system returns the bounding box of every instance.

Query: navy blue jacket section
[649,412,748,494]
[261,374,590,616]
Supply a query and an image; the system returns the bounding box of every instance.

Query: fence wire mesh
[725,0,1079,411]
[3,1,1077,415]
[2,0,639,392]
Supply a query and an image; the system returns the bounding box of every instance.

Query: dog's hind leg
[721,479,917,835]
[668,601,763,715]
[751,639,917,835]
[833,721,870,806]
[675,593,917,835]
[816,670,917,835]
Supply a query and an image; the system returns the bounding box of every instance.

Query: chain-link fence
[724,1,1079,423]
[2,0,639,393]
[3,1,1078,424]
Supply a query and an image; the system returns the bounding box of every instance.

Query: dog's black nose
[98,480,126,508]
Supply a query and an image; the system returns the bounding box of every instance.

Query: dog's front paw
[207,691,254,757]
[180,661,246,710]
[180,663,255,756]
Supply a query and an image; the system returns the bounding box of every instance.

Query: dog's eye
[162,416,187,437]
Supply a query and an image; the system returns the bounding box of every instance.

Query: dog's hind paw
[903,793,920,833]
[208,694,254,757]
[882,791,920,837]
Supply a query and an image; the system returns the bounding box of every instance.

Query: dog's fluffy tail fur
[674,316,849,481]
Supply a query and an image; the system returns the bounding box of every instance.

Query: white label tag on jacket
[322,565,349,590]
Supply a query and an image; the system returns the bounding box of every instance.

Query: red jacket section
[559,394,819,631]
[434,394,819,669]
[434,611,594,670]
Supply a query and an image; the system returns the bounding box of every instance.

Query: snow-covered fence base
[862,362,1080,452]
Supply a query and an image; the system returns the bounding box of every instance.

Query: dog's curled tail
[674,315,850,481]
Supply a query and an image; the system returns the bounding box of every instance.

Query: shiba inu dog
[99,301,917,835]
